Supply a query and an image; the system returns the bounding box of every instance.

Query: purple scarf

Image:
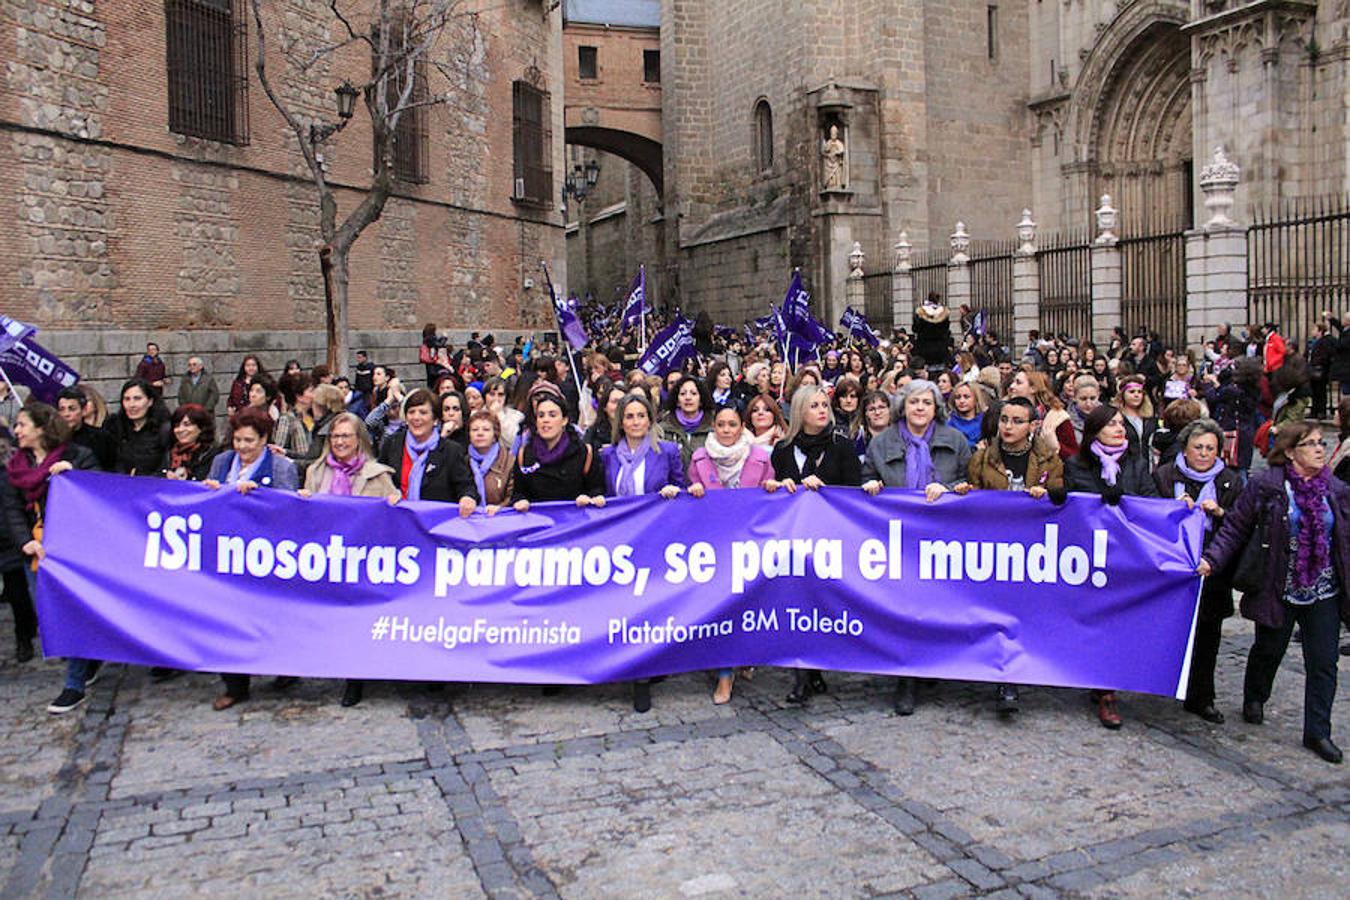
[6,444,67,511]
[675,409,704,431]
[614,439,651,497]
[531,429,572,467]
[899,421,936,488]
[1288,467,1332,590]
[324,452,365,496]
[467,442,500,503]
[404,429,440,502]
[1091,440,1128,485]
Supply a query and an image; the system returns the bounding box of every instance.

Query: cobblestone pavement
[0,612,1346,899]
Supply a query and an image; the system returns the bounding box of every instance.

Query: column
[946,222,972,344]
[1089,195,1122,346]
[892,231,914,333]
[846,242,866,324]
[1012,209,1040,357]
[1185,147,1248,350]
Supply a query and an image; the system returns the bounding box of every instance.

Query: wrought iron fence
[968,240,1016,345]
[1120,229,1187,350]
[1248,195,1350,359]
[1037,229,1093,342]
[862,271,894,335]
[909,250,949,324]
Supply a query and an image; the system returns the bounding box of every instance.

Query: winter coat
[303,455,400,499]
[177,372,220,413]
[160,443,221,482]
[1204,381,1262,470]
[470,442,515,506]
[375,427,479,503]
[967,437,1064,492]
[207,449,299,492]
[862,423,971,489]
[771,433,863,486]
[600,440,687,496]
[509,428,605,503]
[1202,466,1350,629]
[1327,318,1350,383]
[105,413,172,477]
[0,444,97,570]
[1064,451,1159,499]
[687,444,773,490]
[659,411,713,469]
[1153,460,1244,620]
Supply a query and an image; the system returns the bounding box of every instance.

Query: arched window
[753,99,773,172]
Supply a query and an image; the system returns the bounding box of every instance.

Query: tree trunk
[322,247,351,377]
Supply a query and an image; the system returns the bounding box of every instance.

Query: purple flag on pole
[637,317,698,375]
[545,276,589,351]
[39,471,1206,696]
[840,307,880,347]
[780,271,833,347]
[620,265,648,329]
[0,315,79,403]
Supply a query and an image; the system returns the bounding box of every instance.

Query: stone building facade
[567,0,1349,328]
[0,0,567,401]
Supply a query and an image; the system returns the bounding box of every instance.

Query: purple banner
[38,472,1204,696]
[637,317,697,376]
[0,315,79,402]
[620,265,647,329]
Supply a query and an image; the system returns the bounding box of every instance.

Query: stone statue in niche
[821,124,847,191]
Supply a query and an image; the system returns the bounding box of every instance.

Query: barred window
[373,24,429,184]
[512,80,552,205]
[165,0,249,144]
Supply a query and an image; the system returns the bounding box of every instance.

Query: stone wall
[0,0,568,347]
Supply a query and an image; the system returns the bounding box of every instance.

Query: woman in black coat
[509,392,606,509]
[1199,421,1350,764]
[105,378,172,476]
[1153,419,1243,723]
[375,388,479,513]
[765,386,862,704]
[161,404,220,482]
[1064,404,1158,730]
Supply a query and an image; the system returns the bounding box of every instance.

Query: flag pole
[639,264,647,353]
[540,261,585,394]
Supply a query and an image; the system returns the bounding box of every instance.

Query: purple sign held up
[38,472,1204,696]
[0,315,79,403]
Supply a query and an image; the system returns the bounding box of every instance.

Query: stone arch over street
[563,125,663,197]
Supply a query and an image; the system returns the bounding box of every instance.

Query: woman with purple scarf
[1065,404,1158,730]
[601,393,685,713]
[302,412,400,708]
[1199,422,1350,764]
[1,403,97,713]
[861,379,973,715]
[1153,419,1243,724]
[658,375,713,469]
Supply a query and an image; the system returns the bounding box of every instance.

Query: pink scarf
[325,452,365,496]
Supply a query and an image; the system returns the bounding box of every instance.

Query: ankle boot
[893,677,917,716]
[786,670,810,704]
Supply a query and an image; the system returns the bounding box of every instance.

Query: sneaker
[84,662,103,688]
[47,689,86,715]
[996,685,1020,716]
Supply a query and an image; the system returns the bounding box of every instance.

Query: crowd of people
[2,299,1347,764]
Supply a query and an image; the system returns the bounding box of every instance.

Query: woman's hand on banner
[659,485,680,500]
[924,483,948,503]
[688,483,706,499]
[862,479,883,496]
[801,475,825,492]
[458,496,478,518]
[1196,559,1213,577]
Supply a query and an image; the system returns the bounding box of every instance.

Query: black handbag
[1230,517,1270,594]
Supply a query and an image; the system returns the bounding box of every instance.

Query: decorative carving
[949,222,970,266]
[893,231,912,273]
[821,124,847,191]
[1016,209,1037,256]
[1094,195,1119,246]
[1198,145,1241,227]
[848,242,865,279]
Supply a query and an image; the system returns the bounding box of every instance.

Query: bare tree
[248,0,477,372]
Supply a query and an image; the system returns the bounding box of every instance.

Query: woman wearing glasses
[1199,422,1350,764]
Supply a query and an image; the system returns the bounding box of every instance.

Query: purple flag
[0,316,79,403]
[780,271,833,347]
[840,307,880,347]
[39,472,1205,696]
[543,270,589,351]
[620,265,648,329]
[637,316,697,376]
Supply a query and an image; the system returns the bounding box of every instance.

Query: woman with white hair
[862,378,973,715]
[765,386,862,705]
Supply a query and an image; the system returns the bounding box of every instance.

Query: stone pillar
[1012,209,1040,357]
[892,231,914,333]
[1185,147,1247,350]
[946,222,972,343]
[846,242,865,325]
[1089,195,1122,346]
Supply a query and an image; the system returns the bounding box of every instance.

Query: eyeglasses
[1294,438,1326,450]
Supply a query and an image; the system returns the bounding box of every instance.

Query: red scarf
[6,444,67,512]
[169,441,201,472]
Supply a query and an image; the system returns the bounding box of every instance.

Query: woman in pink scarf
[301,412,399,707]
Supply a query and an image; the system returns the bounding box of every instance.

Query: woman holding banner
[861,379,973,716]
[465,411,514,511]
[1065,404,1159,730]
[203,406,300,711]
[660,375,713,469]
[106,378,171,477]
[747,394,787,449]
[2,403,98,712]
[766,387,862,705]
[1153,419,1242,724]
[509,393,605,510]
[1199,422,1349,764]
[161,404,219,482]
[376,389,478,514]
[602,393,686,713]
[300,412,401,708]
[689,404,773,704]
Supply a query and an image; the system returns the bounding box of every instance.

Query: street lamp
[562,157,602,206]
[310,80,360,145]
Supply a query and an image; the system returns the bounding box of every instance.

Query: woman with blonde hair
[946,382,985,448]
[1112,374,1157,453]
[1009,369,1069,455]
